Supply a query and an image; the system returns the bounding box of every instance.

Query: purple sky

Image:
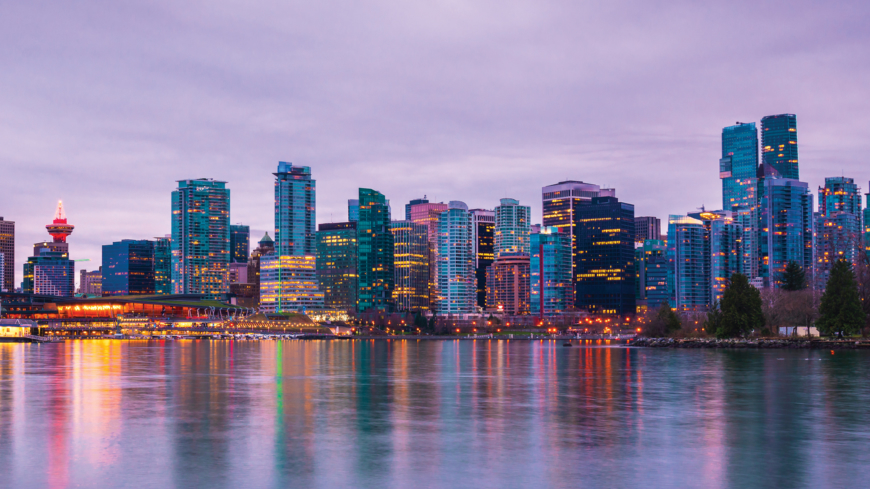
[2,0,869,288]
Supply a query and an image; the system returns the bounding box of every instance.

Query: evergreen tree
[782,261,807,291]
[817,259,866,338]
[645,301,681,337]
[716,273,764,338]
[704,300,722,335]
[414,312,428,331]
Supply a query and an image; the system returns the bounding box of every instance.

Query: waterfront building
[0,217,14,293]
[634,216,661,244]
[230,224,250,263]
[530,228,572,316]
[815,212,861,290]
[667,215,709,311]
[574,196,635,315]
[758,178,813,287]
[357,189,395,312]
[494,198,531,257]
[720,122,760,210]
[486,253,530,315]
[706,212,742,303]
[102,240,155,296]
[79,268,102,296]
[348,199,360,222]
[761,114,799,179]
[470,209,495,308]
[635,239,668,311]
[437,201,475,315]
[154,236,171,295]
[259,255,324,313]
[23,250,74,297]
[171,178,230,299]
[405,197,429,221]
[316,222,359,312]
[390,220,429,312]
[247,232,276,307]
[274,162,316,256]
[410,201,449,310]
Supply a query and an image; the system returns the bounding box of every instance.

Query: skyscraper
[720,122,760,210]
[707,212,742,303]
[816,177,862,290]
[357,189,395,312]
[405,197,429,221]
[575,196,635,315]
[486,254,530,315]
[635,239,668,311]
[247,232,275,307]
[667,215,709,311]
[761,114,798,179]
[259,255,324,312]
[274,162,315,256]
[102,240,155,296]
[171,178,230,299]
[530,228,572,316]
[470,209,495,308]
[316,222,359,312]
[23,250,74,297]
[154,236,171,295]
[634,216,661,244]
[348,199,360,222]
[391,220,429,312]
[230,224,250,263]
[494,198,531,257]
[0,217,14,293]
[410,201,449,310]
[818,177,861,217]
[758,178,813,287]
[437,201,475,315]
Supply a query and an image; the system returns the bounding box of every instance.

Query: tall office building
[102,240,155,296]
[437,201,475,315]
[316,222,359,312]
[635,239,668,311]
[530,228,572,316]
[667,215,709,311]
[259,255,324,313]
[391,220,429,312]
[230,224,250,263]
[274,162,315,256]
[357,189,395,312]
[720,122,760,210]
[470,209,495,308]
[348,199,360,222]
[761,114,798,179]
[79,268,102,296]
[154,236,171,295]
[171,178,230,299]
[634,216,661,244]
[575,196,635,315]
[494,198,531,257]
[410,201,449,310]
[758,178,813,287]
[405,197,429,221]
[23,250,74,297]
[0,217,14,293]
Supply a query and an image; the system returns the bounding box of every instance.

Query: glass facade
[348,199,359,222]
[154,236,171,295]
[720,122,759,211]
[230,224,250,263]
[274,162,315,256]
[23,250,74,297]
[761,114,798,179]
[758,178,813,287]
[575,196,636,315]
[667,216,709,311]
[486,254,530,315]
[316,222,358,312]
[405,198,428,221]
[171,179,230,300]
[634,216,661,244]
[635,239,668,311]
[815,212,861,290]
[818,177,861,217]
[494,198,531,257]
[708,213,742,303]
[471,209,495,308]
[530,228,572,316]
[102,240,156,296]
[390,220,429,312]
[259,255,324,313]
[357,189,395,312]
[437,202,475,315]
[410,202,449,310]
[0,217,14,293]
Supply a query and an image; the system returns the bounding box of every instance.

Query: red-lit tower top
[46,200,74,243]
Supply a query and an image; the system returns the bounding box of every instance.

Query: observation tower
[46,200,74,243]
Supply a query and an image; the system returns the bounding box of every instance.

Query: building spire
[46,200,74,243]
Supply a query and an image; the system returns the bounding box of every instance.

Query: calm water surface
[1,339,869,488]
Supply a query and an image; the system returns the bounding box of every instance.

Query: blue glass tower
[667,215,709,311]
[102,240,155,296]
[22,250,74,297]
[274,162,315,257]
[635,239,668,311]
[437,201,475,315]
[530,228,572,316]
[357,189,395,312]
[720,122,759,211]
[758,178,813,287]
[761,114,798,179]
[230,224,250,263]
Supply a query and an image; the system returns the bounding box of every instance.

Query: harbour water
[1,339,869,488]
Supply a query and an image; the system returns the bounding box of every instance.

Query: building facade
[667,215,709,311]
[486,254,530,315]
[635,239,668,311]
[0,217,14,293]
[23,250,74,297]
[230,224,250,263]
[720,122,760,210]
[247,232,275,307]
[390,220,429,312]
[79,268,102,296]
[470,209,495,309]
[530,228,572,316]
[437,202,475,315]
[171,178,230,299]
[102,240,156,296]
[410,201,449,310]
[634,216,661,244]
[259,255,324,313]
[274,162,316,256]
[494,198,531,257]
[405,197,429,221]
[357,189,395,312]
[761,114,799,179]
[758,178,813,287]
[316,222,359,312]
[154,236,171,295]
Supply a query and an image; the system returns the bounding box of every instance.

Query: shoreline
[632,337,870,349]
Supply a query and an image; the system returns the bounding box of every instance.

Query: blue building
[437,201,475,315]
[230,224,250,263]
[274,162,315,256]
[708,213,742,303]
[102,240,155,296]
[635,239,669,312]
[357,189,395,312]
[22,249,74,297]
[530,227,572,316]
[815,177,862,290]
[667,215,709,311]
[758,178,813,287]
[348,199,360,222]
[720,122,759,211]
[154,236,171,295]
[761,114,799,179]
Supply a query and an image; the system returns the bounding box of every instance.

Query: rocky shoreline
[631,337,870,349]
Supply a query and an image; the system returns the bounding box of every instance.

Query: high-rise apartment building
[758,178,813,287]
[357,189,395,312]
[410,201,449,310]
[530,228,572,316]
[391,220,429,312]
[23,250,74,297]
[667,215,709,311]
[154,236,171,295]
[761,114,799,179]
[171,178,230,299]
[274,162,315,256]
[818,177,861,217]
[102,240,156,296]
[634,216,661,244]
[815,177,862,290]
[437,201,475,315]
[720,122,760,210]
[230,224,250,263]
[0,217,14,293]
[79,268,102,296]
[635,239,668,311]
[486,254,530,315]
[259,255,324,313]
[707,212,742,303]
[494,198,531,257]
[470,209,495,308]
[575,196,635,315]
[316,222,359,312]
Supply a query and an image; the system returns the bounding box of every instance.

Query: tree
[644,301,681,337]
[704,301,723,336]
[853,248,870,336]
[414,312,428,331]
[715,273,764,338]
[781,261,807,291]
[817,259,866,338]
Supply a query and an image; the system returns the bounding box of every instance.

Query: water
[1,339,869,489]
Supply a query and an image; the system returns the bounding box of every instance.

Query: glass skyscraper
[316,222,359,312]
[171,178,230,299]
[410,201,449,310]
[102,240,155,296]
[815,177,862,290]
[758,178,813,287]
[720,122,759,210]
[230,224,250,263]
[708,213,742,303]
[761,114,799,179]
[259,255,324,312]
[635,239,668,311]
[390,220,429,312]
[23,250,74,297]
[667,215,709,311]
[494,198,531,257]
[274,162,315,256]
[357,189,395,312]
[818,177,861,217]
[0,217,14,293]
[470,209,495,308]
[530,228,572,316]
[154,236,171,295]
[437,201,475,315]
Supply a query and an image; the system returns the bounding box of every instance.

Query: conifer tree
[715,273,764,338]
[782,261,807,291]
[817,260,865,337]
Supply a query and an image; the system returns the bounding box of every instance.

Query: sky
[2,0,869,288]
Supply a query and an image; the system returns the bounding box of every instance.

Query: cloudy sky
[2,0,869,288]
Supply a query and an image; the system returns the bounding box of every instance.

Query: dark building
[23,250,74,297]
[154,236,171,295]
[230,224,250,263]
[405,197,429,221]
[471,209,495,308]
[390,220,429,312]
[102,240,155,296]
[575,196,636,315]
[0,217,14,292]
[316,222,359,312]
[247,232,275,307]
[357,189,395,312]
[634,216,661,244]
[761,114,798,179]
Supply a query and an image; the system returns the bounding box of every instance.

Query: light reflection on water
[1,340,869,488]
